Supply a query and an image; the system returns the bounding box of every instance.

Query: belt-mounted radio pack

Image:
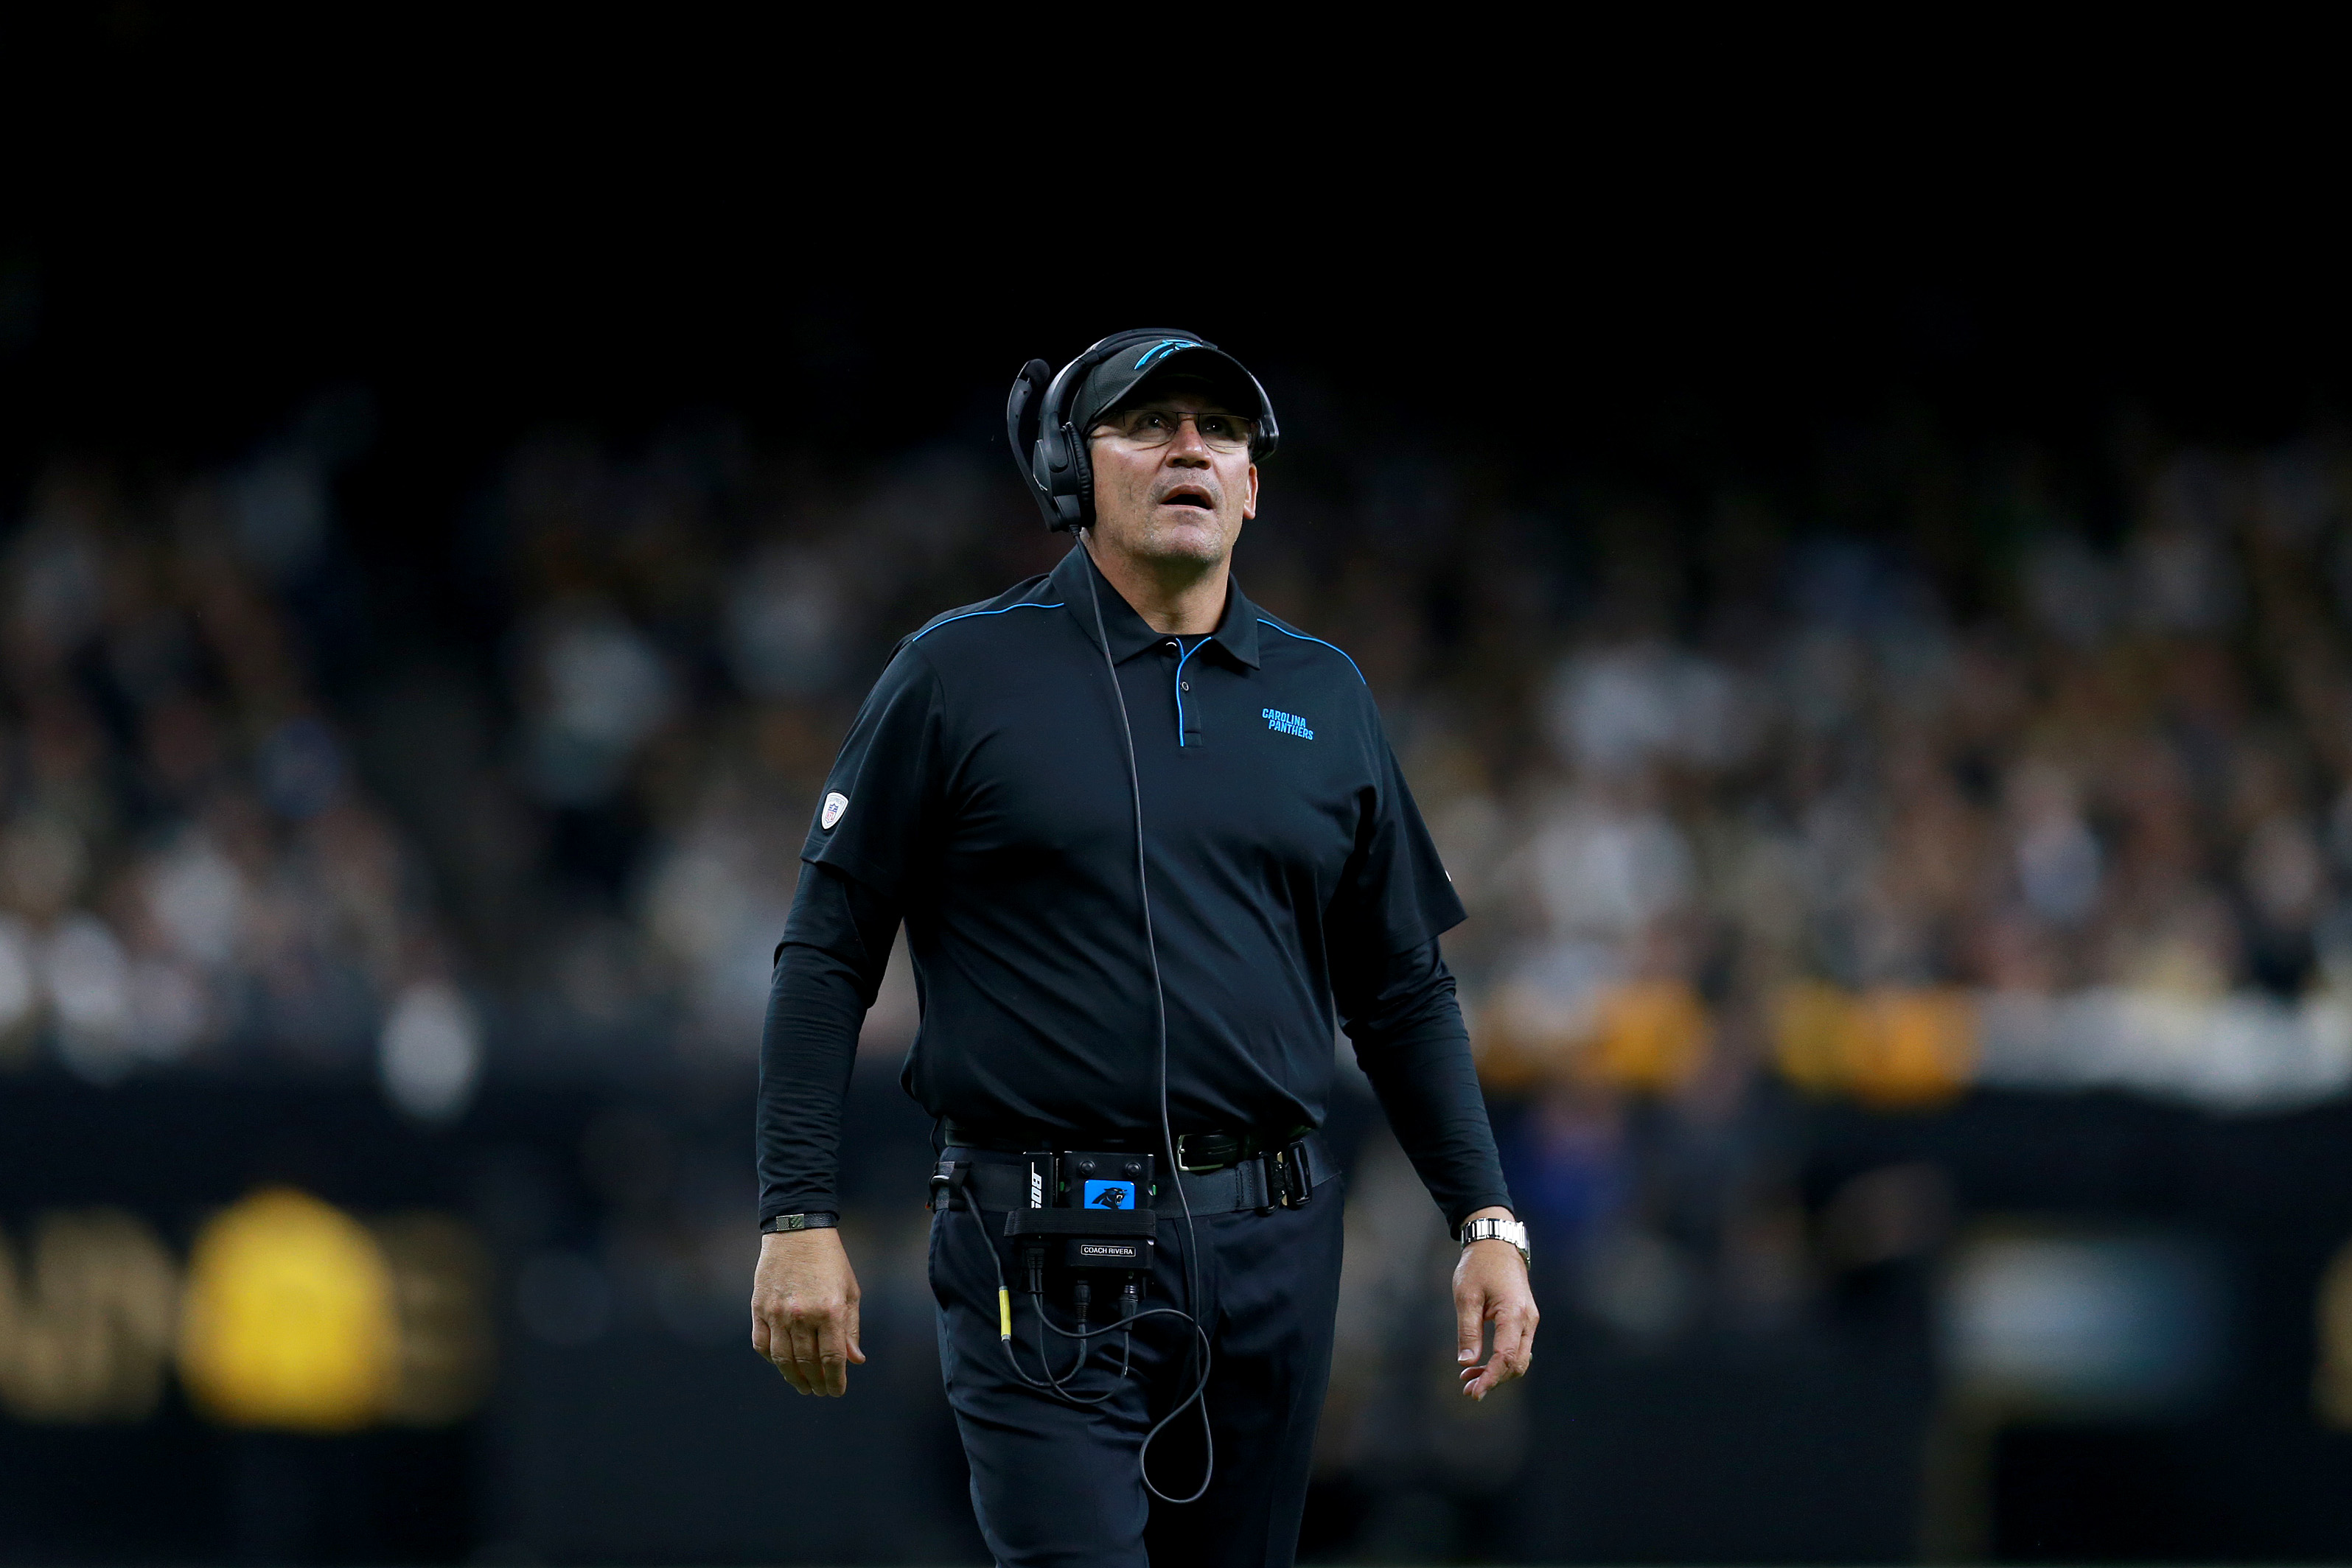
[929,1150,1160,1318]
[1005,1151,1156,1262]
[934,1147,1210,1447]
[1003,1151,1157,1331]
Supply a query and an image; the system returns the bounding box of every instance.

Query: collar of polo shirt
[1051,543,1263,669]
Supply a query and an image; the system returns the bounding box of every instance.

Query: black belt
[931,1133,1331,1217]
[939,1121,1308,1163]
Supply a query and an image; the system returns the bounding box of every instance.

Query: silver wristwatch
[1459,1215,1530,1268]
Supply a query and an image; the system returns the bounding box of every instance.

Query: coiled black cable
[957,1190,1193,1411]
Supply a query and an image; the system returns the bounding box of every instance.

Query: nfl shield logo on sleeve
[820,792,848,830]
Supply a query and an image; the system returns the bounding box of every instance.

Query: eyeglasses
[1090,407,1257,455]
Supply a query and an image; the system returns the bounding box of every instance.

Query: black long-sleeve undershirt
[1330,931,1515,1230]
[757,861,1514,1231]
[755,863,899,1222]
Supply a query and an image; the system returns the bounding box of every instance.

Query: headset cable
[1076,527,1215,1505]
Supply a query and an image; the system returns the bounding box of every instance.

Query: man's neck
[1083,535,1229,635]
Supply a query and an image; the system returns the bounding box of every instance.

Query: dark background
[6,18,2352,1564]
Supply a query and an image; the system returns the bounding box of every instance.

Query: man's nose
[1166,418,1215,462]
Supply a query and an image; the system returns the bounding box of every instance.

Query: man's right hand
[750,1227,865,1396]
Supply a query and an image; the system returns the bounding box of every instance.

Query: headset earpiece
[1066,421,1092,511]
[1033,354,1098,533]
[1241,372,1280,462]
[1039,415,1083,531]
[1007,359,1061,530]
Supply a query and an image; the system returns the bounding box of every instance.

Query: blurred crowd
[0,400,473,1116]
[9,405,2352,1249]
[459,421,2352,1110]
[12,415,2352,1068]
[13,395,2352,1552]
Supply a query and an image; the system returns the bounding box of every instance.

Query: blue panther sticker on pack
[1083,1179,1137,1211]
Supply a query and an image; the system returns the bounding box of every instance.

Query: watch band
[1459,1215,1530,1268]
[759,1211,840,1235]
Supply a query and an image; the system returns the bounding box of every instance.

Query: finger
[844,1295,867,1366]
[753,1305,800,1385]
[1490,1303,1532,1377]
[1454,1284,1487,1365]
[1506,1303,1540,1376]
[815,1315,849,1397]
[1473,1309,1538,1396]
[773,1323,814,1394]
[1468,1350,1521,1397]
[785,1320,823,1396]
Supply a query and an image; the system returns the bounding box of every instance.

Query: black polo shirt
[798,543,1466,1146]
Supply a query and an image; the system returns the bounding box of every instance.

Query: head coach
[750,329,1538,1567]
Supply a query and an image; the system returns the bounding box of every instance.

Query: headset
[963,332,1283,1504]
[1006,328,1281,533]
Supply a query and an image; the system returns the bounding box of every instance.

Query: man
[751,329,1537,1568]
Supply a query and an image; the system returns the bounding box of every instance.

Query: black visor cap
[1071,338,1271,438]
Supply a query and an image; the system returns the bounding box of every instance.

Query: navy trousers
[929,1177,1346,1568]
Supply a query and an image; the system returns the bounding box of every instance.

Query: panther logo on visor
[1134,338,1201,369]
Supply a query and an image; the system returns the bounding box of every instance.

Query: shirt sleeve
[1333,707,1468,957]
[800,643,947,899]
[1326,708,1503,1230]
[758,643,943,1222]
[758,862,903,1221]
[1333,937,1515,1231]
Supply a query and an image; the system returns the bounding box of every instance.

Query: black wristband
[759,1211,840,1234]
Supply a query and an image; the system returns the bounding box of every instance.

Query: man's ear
[1242,463,1259,522]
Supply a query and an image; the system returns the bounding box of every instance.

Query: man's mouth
[1160,486,1214,510]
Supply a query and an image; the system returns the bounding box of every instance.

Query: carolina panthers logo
[1263,709,1314,740]
[1134,339,1201,369]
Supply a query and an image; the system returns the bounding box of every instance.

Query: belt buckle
[1275,1144,1311,1208]
[1176,1133,1234,1173]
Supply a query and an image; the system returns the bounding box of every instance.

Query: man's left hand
[1453,1205,1538,1400]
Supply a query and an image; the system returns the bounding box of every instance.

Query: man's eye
[1201,417,1235,437]
[1137,412,1174,431]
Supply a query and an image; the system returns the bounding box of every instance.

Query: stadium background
[7,54,2352,1561]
